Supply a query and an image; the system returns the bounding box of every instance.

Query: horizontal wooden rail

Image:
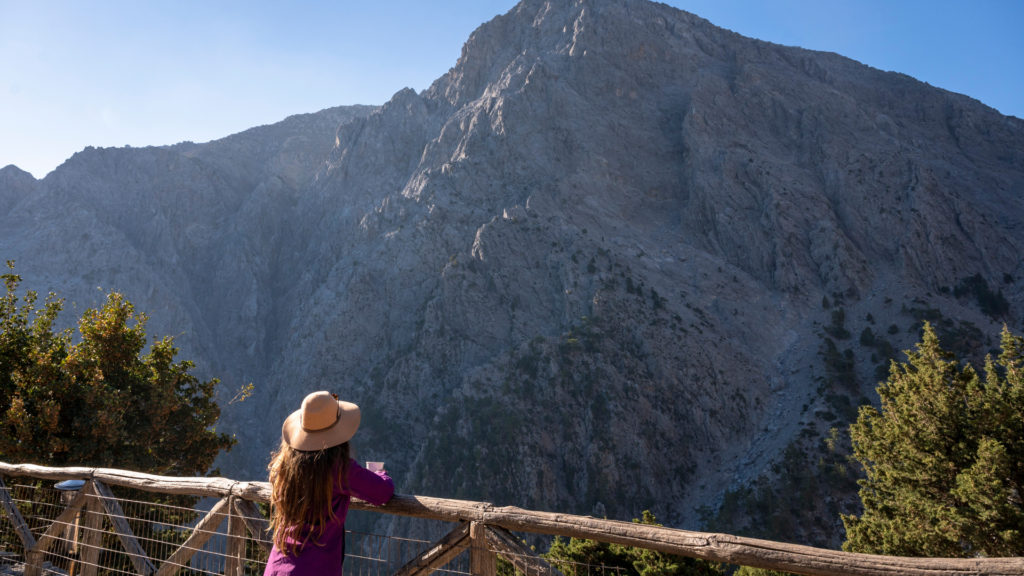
[2,462,1022,576]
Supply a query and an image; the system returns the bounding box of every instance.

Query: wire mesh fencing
[342,531,626,576]
[0,483,627,576]
[0,484,267,576]
[494,547,629,576]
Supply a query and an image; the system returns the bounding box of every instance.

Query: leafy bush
[0,262,235,477]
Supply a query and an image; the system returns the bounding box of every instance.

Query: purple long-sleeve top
[263,459,395,576]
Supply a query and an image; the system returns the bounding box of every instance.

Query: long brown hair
[267,439,351,556]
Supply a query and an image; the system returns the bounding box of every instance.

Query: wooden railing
[0,462,1022,576]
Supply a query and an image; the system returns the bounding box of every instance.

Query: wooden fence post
[225,496,247,576]
[153,497,230,576]
[93,479,156,575]
[24,484,92,576]
[392,522,471,576]
[80,480,106,576]
[0,475,36,551]
[233,498,274,553]
[470,522,497,576]
[486,525,563,576]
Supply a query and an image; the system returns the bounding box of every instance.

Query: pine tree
[842,323,1024,557]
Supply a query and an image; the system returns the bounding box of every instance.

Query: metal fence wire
[0,484,626,576]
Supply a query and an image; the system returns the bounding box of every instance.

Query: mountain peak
[0,164,36,180]
[0,164,38,217]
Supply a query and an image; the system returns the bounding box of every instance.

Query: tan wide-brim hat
[282,391,361,452]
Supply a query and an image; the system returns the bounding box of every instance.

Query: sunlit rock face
[3,0,1023,535]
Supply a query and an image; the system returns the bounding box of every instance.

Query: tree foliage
[543,511,724,576]
[842,322,1024,557]
[0,261,234,476]
[953,273,1010,319]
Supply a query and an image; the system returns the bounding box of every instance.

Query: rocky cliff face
[2,0,1023,541]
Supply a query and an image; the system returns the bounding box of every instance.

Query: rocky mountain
[0,165,37,219]
[3,0,1024,545]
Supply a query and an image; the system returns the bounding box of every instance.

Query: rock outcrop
[2,0,1023,539]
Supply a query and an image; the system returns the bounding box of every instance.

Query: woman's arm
[345,460,395,506]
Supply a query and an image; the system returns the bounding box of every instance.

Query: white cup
[366,462,385,472]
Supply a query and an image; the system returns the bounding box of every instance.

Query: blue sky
[2,0,1022,179]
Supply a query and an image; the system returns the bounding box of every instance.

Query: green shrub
[823,308,851,339]
[0,262,234,478]
[545,511,724,576]
[819,338,855,389]
[953,273,1010,319]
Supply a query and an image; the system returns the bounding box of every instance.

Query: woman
[264,391,394,575]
